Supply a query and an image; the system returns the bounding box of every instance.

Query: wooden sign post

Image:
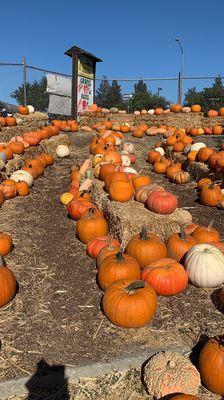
[65,45,102,120]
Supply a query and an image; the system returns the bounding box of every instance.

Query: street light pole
[175,38,184,104]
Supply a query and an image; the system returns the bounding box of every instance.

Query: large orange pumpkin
[167,228,198,261]
[207,109,218,117]
[0,264,17,307]
[18,105,29,115]
[102,279,157,328]
[191,104,201,112]
[125,227,167,269]
[199,337,224,394]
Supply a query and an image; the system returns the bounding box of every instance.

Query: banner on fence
[46,73,71,115]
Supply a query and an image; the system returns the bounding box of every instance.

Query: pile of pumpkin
[60,160,224,396]
[0,233,17,308]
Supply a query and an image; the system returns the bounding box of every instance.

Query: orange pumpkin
[154,108,164,115]
[125,227,167,270]
[16,181,30,196]
[132,174,152,191]
[76,208,109,243]
[25,158,44,176]
[199,337,224,395]
[212,125,223,135]
[0,117,6,127]
[191,104,201,112]
[102,279,157,328]
[0,232,13,256]
[192,221,220,243]
[5,116,16,126]
[0,184,17,199]
[207,109,218,117]
[98,251,141,291]
[8,140,25,155]
[218,107,224,116]
[109,180,134,202]
[0,264,17,307]
[196,147,215,163]
[141,258,188,295]
[102,151,122,165]
[18,105,29,115]
[170,104,182,113]
[200,184,223,207]
[167,228,198,261]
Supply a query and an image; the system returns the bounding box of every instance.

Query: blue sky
[1,0,224,104]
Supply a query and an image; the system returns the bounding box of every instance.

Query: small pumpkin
[56,145,70,158]
[67,199,97,221]
[98,251,141,291]
[18,105,29,115]
[135,184,165,203]
[15,181,30,196]
[197,177,212,191]
[0,232,13,256]
[10,170,34,187]
[0,184,17,199]
[132,174,152,191]
[170,170,190,184]
[5,116,16,126]
[141,258,188,295]
[191,104,201,112]
[96,242,120,268]
[102,279,157,328]
[200,183,223,206]
[60,192,74,205]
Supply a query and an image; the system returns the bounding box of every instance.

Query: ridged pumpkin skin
[98,251,141,290]
[86,236,119,259]
[0,265,17,307]
[76,208,109,243]
[144,351,201,398]
[135,184,165,203]
[199,337,224,394]
[125,227,167,269]
[141,258,188,296]
[147,191,178,214]
[67,199,97,221]
[200,184,222,207]
[15,181,30,196]
[167,228,198,261]
[185,244,224,288]
[102,279,157,328]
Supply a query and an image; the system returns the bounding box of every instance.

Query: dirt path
[0,132,223,383]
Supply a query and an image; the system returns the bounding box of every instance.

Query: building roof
[65,45,102,62]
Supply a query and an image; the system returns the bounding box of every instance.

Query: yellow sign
[78,55,94,79]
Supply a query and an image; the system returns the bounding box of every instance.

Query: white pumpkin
[191,142,206,152]
[154,147,165,156]
[122,142,135,154]
[182,106,191,113]
[56,145,70,158]
[27,105,35,114]
[134,111,140,115]
[121,154,131,167]
[10,170,33,187]
[120,166,138,175]
[148,109,155,115]
[185,244,224,288]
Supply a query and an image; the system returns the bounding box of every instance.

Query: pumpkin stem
[140,226,148,240]
[179,227,187,240]
[125,280,146,293]
[89,208,96,218]
[116,251,124,262]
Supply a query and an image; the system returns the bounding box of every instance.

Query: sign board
[77,75,94,112]
[78,55,94,79]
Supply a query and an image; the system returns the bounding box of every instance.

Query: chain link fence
[0,61,224,116]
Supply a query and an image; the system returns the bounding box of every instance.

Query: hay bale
[40,134,70,155]
[91,180,192,247]
[3,134,71,177]
[182,160,210,181]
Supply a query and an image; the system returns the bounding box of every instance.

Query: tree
[184,77,224,111]
[106,80,125,109]
[94,75,111,107]
[11,77,49,112]
[129,80,169,111]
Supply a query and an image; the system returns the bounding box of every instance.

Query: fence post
[22,57,27,106]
